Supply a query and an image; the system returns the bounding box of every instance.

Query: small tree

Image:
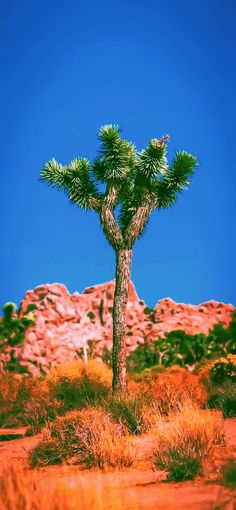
[40,125,198,393]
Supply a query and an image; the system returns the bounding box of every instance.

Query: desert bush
[0,371,60,432]
[29,407,134,469]
[105,392,159,435]
[209,354,236,385]
[0,372,34,427]
[154,400,225,481]
[46,360,112,411]
[130,364,167,382]
[207,381,236,418]
[0,464,139,510]
[22,379,62,434]
[145,371,208,414]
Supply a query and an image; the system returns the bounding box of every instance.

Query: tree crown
[40,125,198,250]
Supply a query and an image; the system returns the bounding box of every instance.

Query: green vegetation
[0,302,35,373]
[127,311,236,372]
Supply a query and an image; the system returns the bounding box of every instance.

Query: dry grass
[0,361,113,432]
[145,371,208,414]
[29,407,135,469]
[0,372,35,428]
[0,464,139,510]
[154,399,225,481]
[0,371,62,432]
[46,360,112,410]
[105,392,160,435]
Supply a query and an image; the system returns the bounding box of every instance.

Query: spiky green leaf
[96,124,136,182]
[40,158,100,210]
[136,139,168,180]
[166,151,198,191]
[65,158,100,209]
[39,159,66,189]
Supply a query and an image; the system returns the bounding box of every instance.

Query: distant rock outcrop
[0,281,235,374]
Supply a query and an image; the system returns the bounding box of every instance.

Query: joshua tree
[40,125,198,393]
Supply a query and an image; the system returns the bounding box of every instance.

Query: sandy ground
[0,419,236,509]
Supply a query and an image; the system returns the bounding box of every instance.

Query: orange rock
[0,281,235,374]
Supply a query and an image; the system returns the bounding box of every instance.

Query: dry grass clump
[0,371,35,428]
[46,360,112,411]
[105,392,160,435]
[23,379,62,434]
[0,464,139,510]
[146,371,208,414]
[0,371,61,433]
[29,407,134,469]
[0,361,112,433]
[154,399,225,481]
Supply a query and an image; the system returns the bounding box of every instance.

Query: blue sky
[1,0,235,309]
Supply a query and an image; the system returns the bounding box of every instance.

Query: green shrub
[209,354,236,385]
[29,408,134,469]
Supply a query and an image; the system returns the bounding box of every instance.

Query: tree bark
[112,248,132,393]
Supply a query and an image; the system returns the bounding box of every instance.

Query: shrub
[29,407,134,469]
[105,392,159,435]
[209,354,236,385]
[0,371,61,432]
[146,371,208,414]
[22,379,62,434]
[46,360,112,411]
[0,372,34,427]
[154,400,225,481]
[207,381,236,418]
[130,365,167,382]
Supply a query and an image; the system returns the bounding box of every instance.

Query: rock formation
[0,281,235,374]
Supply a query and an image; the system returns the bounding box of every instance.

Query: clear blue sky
[1,0,235,309]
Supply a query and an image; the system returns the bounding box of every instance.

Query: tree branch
[100,183,124,250]
[88,195,101,212]
[124,195,156,248]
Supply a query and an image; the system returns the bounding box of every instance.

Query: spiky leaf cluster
[166,151,197,191]
[40,125,198,246]
[137,139,167,179]
[40,158,99,210]
[92,125,136,182]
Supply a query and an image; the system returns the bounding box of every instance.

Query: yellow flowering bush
[209,354,236,385]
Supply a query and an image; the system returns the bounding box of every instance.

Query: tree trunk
[112,248,132,393]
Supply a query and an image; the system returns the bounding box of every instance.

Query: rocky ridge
[0,281,235,374]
